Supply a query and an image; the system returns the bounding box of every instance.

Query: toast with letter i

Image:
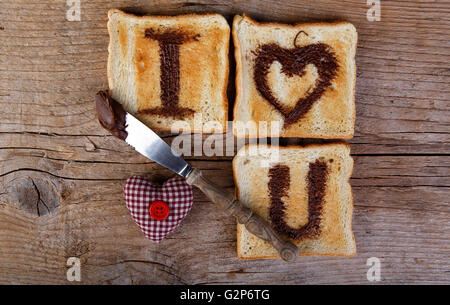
[107,9,230,133]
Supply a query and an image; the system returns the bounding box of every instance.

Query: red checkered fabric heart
[124,175,194,243]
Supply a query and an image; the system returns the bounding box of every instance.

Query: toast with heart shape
[232,15,357,138]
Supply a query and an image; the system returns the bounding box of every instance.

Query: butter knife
[95,91,300,262]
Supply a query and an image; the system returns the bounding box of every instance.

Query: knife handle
[186,168,299,262]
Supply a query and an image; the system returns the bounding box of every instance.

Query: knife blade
[125,113,192,178]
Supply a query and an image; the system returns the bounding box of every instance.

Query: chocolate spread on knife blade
[268,160,328,240]
[137,29,198,119]
[94,90,127,140]
[254,43,338,126]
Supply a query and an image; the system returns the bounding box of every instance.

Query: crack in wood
[91,259,186,284]
[0,168,124,181]
[30,178,50,217]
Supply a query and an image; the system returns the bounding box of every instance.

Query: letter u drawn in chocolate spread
[254,39,338,126]
[138,29,199,119]
[268,160,328,240]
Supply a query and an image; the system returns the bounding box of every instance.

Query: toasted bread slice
[232,15,357,138]
[233,143,355,259]
[107,9,229,133]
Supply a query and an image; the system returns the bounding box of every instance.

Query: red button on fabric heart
[149,200,170,221]
[124,175,194,243]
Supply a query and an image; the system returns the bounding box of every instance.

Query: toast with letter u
[233,143,356,259]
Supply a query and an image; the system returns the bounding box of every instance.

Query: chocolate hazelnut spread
[254,43,338,126]
[268,160,328,240]
[137,29,198,119]
[94,90,127,140]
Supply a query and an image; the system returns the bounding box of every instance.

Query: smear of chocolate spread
[94,90,127,140]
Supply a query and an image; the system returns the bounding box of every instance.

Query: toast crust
[107,9,229,133]
[232,15,357,139]
[233,143,356,259]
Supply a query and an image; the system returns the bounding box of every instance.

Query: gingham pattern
[124,175,194,243]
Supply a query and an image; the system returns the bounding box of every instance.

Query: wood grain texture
[0,0,449,284]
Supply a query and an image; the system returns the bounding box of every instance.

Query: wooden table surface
[0,0,449,284]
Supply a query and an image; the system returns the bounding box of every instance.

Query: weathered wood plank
[0,148,448,186]
[0,157,449,284]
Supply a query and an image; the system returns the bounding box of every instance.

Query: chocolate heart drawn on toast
[254,43,338,126]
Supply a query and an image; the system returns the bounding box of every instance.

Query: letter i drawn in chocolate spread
[138,29,200,119]
[268,160,328,240]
